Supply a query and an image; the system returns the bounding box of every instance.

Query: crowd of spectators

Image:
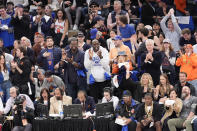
[0,0,197,131]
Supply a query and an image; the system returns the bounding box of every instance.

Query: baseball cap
[163,39,171,43]
[117,51,127,56]
[112,35,122,41]
[94,16,105,22]
[15,4,24,8]
[122,90,132,98]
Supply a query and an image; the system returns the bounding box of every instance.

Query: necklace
[125,105,131,116]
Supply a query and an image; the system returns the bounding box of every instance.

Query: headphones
[55,88,64,96]
[103,87,112,97]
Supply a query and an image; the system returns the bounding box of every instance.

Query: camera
[14,96,26,111]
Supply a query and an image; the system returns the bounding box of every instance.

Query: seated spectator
[90,28,107,49]
[110,90,139,131]
[31,68,45,99]
[174,72,196,98]
[42,70,65,95]
[60,37,86,100]
[154,74,174,101]
[101,87,119,110]
[107,29,116,51]
[84,1,100,30]
[6,2,15,16]
[34,88,50,117]
[93,16,108,40]
[54,9,68,47]
[2,87,34,115]
[118,15,136,51]
[160,8,181,52]
[84,39,111,103]
[176,44,197,92]
[109,35,132,65]
[74,90,95,115]
[0,5,14,49]
[77,32,91,52]
[179,28,196,47]
[107,0,129,31]
[161,89,183,131]
[136,93,162,131]
[12,95,34,131]
[156,0,170,17]
[10,4,30,40]
[122,0,139,19]
[168,86,197,131]
[141,39,162,86]
[160,39,176,85]
[92,0,110,18]
[7,0,29,8]
[10,46,32,95]
[0,54,12,103]
[135,73,155,103]
[49,87,72,114]
[37,36,61,72]
[64,0,86,30]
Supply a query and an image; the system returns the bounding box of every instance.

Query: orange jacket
[112,62,133,74]
[174,0,186,14]
[176,53,197,81]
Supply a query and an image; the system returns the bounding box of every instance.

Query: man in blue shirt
[37,36,61,72]
[118,15,136,51]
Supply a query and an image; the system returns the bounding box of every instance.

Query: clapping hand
[97,50,103,59]
[89,49,93,60]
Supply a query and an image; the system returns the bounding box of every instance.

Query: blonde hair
[140,73,154,92]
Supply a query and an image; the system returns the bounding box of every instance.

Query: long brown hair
[0,54,7,72]
[160,42,174,52]
[159,74,171,97]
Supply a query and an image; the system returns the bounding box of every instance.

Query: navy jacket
[37,47,62,71]
[31,15,54,37]
[74,96,95,114]
[62,49,86,87]
[115,99,139,121]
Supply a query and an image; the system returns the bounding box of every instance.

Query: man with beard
[168,86,197,131]
[174,72,196,98]
[60,37,86,100]
[37,36,61,72]
[49,88,72,114]
[136,93,162,131]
